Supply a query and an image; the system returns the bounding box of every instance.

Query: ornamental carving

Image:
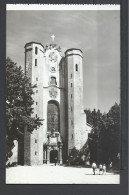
[49,62,56,73]
[49,86,58,99]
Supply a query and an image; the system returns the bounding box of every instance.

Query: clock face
[49,52,57,62]
[49,52,58,73]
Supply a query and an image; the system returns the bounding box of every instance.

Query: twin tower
[24,42,89,165]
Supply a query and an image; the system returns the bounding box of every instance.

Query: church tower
[24,41,66,165]
[24,42,45,165]
[65,49,86,154]
[23,39,91,165]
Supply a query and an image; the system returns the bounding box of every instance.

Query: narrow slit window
[71,107,72,112]
[35,139,37,143]
[72,134,73,139]
[36,102,38,105]
[76,64,78,71]
[71,74,72,78]
[35,59,37,66]
[36,77,38,81]
[35,151,37,155]
[71,120,73,125]
[36,90,38,93]
[35,47,38,55]
[71,94,72,99]
[71,83,72,87]
[36,114,37,118]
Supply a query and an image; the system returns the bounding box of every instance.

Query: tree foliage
[6,57,43,161]
[85,103,120,167]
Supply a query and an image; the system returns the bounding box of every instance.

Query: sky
[6,10,120,113]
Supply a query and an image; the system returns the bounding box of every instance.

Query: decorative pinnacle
[51,34,55,42]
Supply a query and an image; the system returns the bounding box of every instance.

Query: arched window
[76,64,78,71]
[47,101,60,132]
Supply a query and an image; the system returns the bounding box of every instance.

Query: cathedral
[23,37,92,165]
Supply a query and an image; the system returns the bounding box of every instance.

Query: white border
[6,4,120,11]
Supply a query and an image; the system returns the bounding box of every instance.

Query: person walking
[99,164,103,175]
[103,164,106,175]
[109,162,112,172]
[92,162,97,175]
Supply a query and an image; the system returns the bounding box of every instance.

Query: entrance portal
[43,131,63,164]
[50,150,58,163]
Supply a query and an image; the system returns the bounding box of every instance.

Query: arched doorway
[50,150,58,163]
[47,101,60,132]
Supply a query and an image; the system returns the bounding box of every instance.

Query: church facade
[24,41,91,165]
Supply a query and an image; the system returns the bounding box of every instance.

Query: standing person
[99,164,103,175]
[103,164,106,175]
[109,162,112,172]
[92,162,97,175]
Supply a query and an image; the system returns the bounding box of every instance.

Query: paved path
[6,165,120,184]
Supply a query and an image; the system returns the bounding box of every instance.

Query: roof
[24,42,44,48]
[65,48,83,54]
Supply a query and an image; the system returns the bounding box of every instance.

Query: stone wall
[24,42,67,164]
[24,42,44,165]
[24,43,90,165]
[65,49,88,152]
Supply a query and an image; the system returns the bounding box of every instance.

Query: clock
[49,52,57,62]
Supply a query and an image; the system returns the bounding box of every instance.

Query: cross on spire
[51,34,55,42]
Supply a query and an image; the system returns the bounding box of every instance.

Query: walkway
[6,165,120,184]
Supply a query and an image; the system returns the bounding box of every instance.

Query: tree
[85,103,120,166]
[97,103,120,165]
[6,57,43,162]
[106,103,120,162]
[85,108,103,163]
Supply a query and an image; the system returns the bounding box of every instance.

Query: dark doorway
[50,150,58,163]
[47,101,60,132]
